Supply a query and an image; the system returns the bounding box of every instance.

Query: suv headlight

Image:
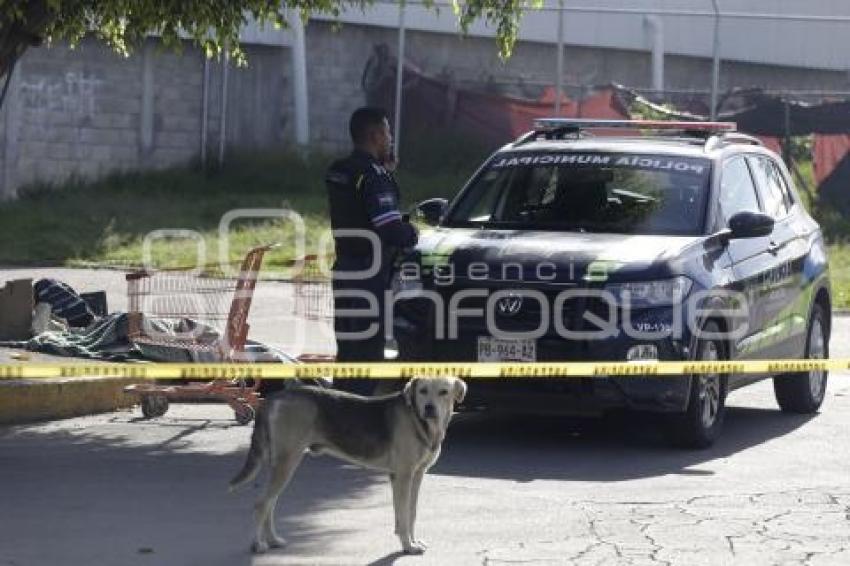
[605,276,692,308]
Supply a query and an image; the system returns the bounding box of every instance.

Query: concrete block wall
[15,40,142,187]
[306,22,395,152]
[304,20,850,150]
[204,44,293,158]
[0,37,294,199]
[1,20,848,198]
[399,22,849,94]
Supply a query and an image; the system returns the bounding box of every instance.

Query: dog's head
[403,376,467,427]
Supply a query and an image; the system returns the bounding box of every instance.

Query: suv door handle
[768,240,780,254]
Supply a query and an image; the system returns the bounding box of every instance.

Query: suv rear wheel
[668,320,727,449]
[773,303,828,414]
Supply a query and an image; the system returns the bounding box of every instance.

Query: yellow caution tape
[0,359,848,381]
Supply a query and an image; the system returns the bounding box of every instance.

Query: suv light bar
[532,118,737,133]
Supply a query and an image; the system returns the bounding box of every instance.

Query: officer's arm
[362,175,418,248]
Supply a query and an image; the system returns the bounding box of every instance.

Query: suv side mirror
[412,198,448,226]
[728,210,774,239]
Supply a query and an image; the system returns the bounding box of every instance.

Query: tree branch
[0,0,51,80]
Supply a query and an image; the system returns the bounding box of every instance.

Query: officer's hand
[384,153,399,173]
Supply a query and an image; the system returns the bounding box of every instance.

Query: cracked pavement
[1,268,849,565]
[480,489,850,566]
[2,372,849,566]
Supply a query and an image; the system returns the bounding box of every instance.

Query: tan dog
[229,376,467,554]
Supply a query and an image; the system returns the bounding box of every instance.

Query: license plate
[477,337,536,362]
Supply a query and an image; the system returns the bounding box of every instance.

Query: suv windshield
[446,152,711,235]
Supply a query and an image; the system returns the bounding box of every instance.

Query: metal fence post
[1,58,21,199]
[140,41,155,161]
[394,3,406,160]
[201,55,210,168]
[783,98,791,165]
[291,11,310,149]
[644,15,664,92]
[218,49,229,167]
[555,0,564,116]
[710,0,722,119]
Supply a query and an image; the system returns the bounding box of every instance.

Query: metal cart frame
[123,244,274,424]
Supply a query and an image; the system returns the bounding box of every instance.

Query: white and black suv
[394,119,831,448]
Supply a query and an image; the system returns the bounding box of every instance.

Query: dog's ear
[403,377,418,406]
[452,378,467,405]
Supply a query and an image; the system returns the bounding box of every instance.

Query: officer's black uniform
[326,149,417,391]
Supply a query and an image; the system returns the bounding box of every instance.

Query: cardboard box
[0,279,34,340]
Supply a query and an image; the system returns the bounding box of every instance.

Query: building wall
[0,37,293,199]
[324,1,850,73]
[304,20,850,148]
[1,19,848,198]
[305,22,394,151]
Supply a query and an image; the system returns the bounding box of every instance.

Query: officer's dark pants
[332,274,386,395]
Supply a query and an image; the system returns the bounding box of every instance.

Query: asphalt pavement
[2,376,849,565]
[2,268,850,565]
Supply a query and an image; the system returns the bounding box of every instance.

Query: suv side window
[719,156,761,225]
[747,155,789,218]
[769,160,796,210]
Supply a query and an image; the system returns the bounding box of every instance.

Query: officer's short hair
[350,107,388,145]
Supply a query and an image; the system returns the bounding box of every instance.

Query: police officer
[325,107,418,393]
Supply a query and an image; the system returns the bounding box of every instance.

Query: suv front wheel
[668,320,728,449]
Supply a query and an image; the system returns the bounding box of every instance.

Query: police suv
[394,119,831,448]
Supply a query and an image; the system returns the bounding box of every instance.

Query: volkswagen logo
[496,293,524,316]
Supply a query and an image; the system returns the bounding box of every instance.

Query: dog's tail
[228,402,270,492]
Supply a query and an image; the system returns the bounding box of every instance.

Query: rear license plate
[477,337,537,362]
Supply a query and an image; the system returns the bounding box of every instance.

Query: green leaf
[1,1,535,82]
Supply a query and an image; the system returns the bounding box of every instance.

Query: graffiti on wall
[19,71,103,121]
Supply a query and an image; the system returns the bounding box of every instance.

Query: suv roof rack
[518,118,737,145]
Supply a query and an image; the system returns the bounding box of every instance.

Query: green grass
[0,135,489,274]
[793,156,850,309]
[827,243,850,309]
[1,152,327,271]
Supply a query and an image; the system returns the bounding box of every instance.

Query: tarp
[813,134,850,213]
[367,55,628,146]
[611,85,850,209]
[727,98,850,136]
[408,78,628,145]
[363,50,850,209]
[756,136,783,155]
[814,134,850,186]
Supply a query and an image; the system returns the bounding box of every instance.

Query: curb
[0,376,146,425]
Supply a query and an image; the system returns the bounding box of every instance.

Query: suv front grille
[431,285,615,336]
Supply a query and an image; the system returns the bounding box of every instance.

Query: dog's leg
[252,452,303,554]
[409,468,428,549]
[392,472,425,554]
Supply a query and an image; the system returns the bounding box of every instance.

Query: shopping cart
[291,253,333,321]
[123,244,275,424]
[289,254,335,363]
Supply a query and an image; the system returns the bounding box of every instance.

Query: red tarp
[505,86,629,136]
[756,136,783,155]
[813,134,850,186]
[812,134,850,213]
[373,66,629,147]
[425,83,628,144]
[372,59,849,205]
